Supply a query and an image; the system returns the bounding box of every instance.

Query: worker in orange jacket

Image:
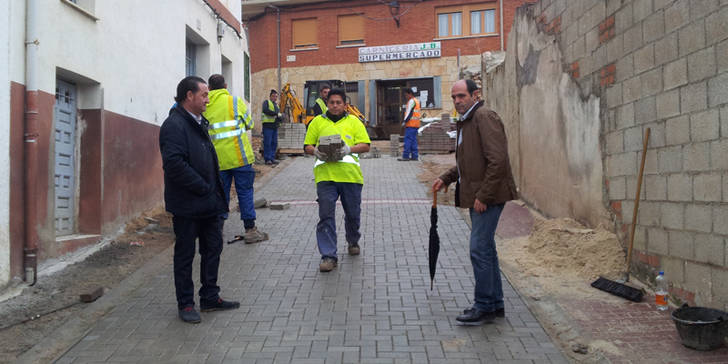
[398,88,421,161]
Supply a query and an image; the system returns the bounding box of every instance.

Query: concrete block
[722,106,728,138]
[714,205,728,235]
[691,109,720,142]
[665,0,690,34]
[572,36,586,60]
[646,175,667,200]
[607,0,621,15]
[615,3,633,34]
[624,126,645,152]
[639,201,661,226]
[678,20,707,56]
[646,121,667,148]
[606,130,624,154]
[690,0,720,21]
[708,72,728,107]
[635,96,657,124]
[664,58,688,91]
[269,202,290,210]
[634,225,648,251]
[643,10,665,43]
[683,142,711,171]
[685,261,712,304]
[656,89,681,119]
[607,152,637,177]
[648,227,669,255]
[623,76,642,104]
[661,256,686,283]
[585,28,599,54]
[685,204,713,232]
[711,139,728,170]
[606,83,623,108]
[606,35,624,63]
[644,148,659,174]
[654,0,673,10]
[641,67,663,97]
[687,47,717,82]
[623,200,635,223]
[706,6,728,44]
[654,31,679,65]
[633,0,653,22]
[609,176,626,200]
[693,173,723,201]
[668,174,693,201]
[662,202,685,229]
[627,174,647,200]
[724,174,728,203]
[719,39,728,74]
[564,23,578,47]
[666,115,690,145]
[695,234,725,266]
[669,230,694,258]
[680,81,708,113]
[658,145,683,172]
[634,44,655,74]
[623,25,644,54]
[711,267,728,308]
[616,54,634,82]
[617,102,636,129]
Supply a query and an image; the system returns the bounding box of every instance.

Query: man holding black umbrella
[432,79,517,325]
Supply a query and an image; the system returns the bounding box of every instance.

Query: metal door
[54,80,77,236]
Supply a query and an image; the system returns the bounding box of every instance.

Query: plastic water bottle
[655,271,668,311]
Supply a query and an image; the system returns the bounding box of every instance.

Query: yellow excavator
[279,81,367,126]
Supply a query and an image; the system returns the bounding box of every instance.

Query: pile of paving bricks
[418,116,456,153]
[389,134,400,157]
[277,123,306,151]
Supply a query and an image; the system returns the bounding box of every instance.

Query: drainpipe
[499,0,504,51]
[23,0,39,285]
[267,5,281,93]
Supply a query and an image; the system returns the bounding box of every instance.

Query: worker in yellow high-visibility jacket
[261,89,280,165]
[204,74,268,243]
[398,87,421,161]
[311,83,330,117]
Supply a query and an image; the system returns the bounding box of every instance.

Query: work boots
[347,243,360,256]
[319,257,337,272]
[244,227,269,244]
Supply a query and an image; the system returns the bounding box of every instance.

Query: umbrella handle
[433,189,437,207]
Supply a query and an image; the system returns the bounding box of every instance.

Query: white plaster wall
[0,0,12,286]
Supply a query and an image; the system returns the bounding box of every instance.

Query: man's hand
[432,178,445,192]
[337,144,351,160]
[473,199,487,213]
[314,145,328,160]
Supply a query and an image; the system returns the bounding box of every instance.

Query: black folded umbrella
[429,191,440,290]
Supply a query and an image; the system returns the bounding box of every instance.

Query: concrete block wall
[510,0,728,309]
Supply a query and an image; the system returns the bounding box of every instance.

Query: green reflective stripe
[212,129,243,140]
[211,120,238,129]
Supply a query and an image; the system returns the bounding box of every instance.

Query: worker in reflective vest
[398,88,421,161]
[204,74,269,243]
[261,89,280,165]
[303,88,371,273]
[311,83,330,117]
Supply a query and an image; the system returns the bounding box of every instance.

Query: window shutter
[293,18,317,48]
[338,15,364,44]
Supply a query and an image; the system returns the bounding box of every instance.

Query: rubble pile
[418,117,456,153]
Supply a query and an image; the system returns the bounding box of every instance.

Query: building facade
[0,0,250,287]
[244,0,532,136]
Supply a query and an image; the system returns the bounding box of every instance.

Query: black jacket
[159,106,228,218]
[262,100,280,129]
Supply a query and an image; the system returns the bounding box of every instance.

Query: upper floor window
[338,14,365,46]
[436,3,497,39]
[292,18,318,49]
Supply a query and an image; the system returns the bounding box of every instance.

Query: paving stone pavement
[56,155,567,364]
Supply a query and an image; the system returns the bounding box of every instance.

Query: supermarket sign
[358,42,441,63]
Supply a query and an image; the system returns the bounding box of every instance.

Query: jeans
[469,203,505,312]
[263,127,278,162]
[172,215,223,309]
[219,164,256,229]
[316,181,362,260]
[402,127,419,160]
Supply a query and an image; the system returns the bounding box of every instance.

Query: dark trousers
[316,181,362,260]
[469,203,505,312]
[172,215,223,309]
[403,127,419,160]
[220,164,256,229]
[263,127,278,162]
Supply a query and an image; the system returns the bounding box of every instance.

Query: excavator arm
[279,83,306,124]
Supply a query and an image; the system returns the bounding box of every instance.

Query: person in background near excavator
[432,79,517,326]
[159,76,240,323]
[303,88,371,272]
[398,87,421,161]
[261,89,281,165]
[311,83,331,117]
[204,74,269,244]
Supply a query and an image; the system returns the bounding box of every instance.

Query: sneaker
[319,257,337,272]
[178,306,201,323]
[244,227,269,244]
[456,308,495,325]
[397,157,410,161]
[347,244,360,256]
[200,298,240,312]
[265,160,273,165]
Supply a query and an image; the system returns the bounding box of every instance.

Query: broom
[591,128,650,303]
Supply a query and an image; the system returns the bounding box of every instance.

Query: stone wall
[486,0,728,309]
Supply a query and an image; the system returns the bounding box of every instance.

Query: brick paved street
[56,155,566,363]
